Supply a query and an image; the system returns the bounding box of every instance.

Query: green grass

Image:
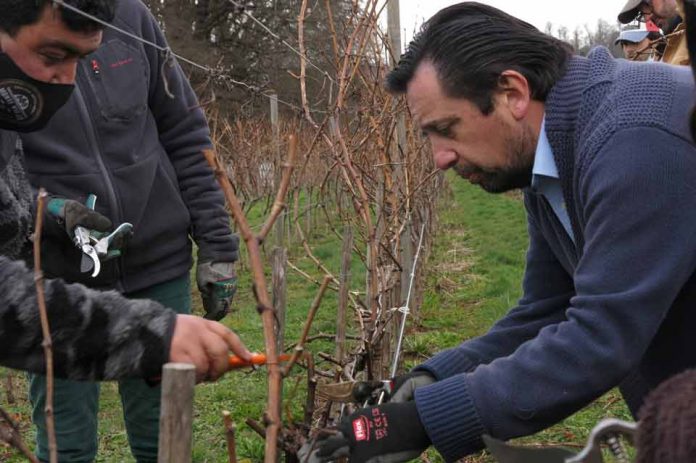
[1,177,631,462]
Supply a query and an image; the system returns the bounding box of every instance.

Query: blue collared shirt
[531,118,575,244]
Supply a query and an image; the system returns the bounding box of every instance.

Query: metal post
[270,93,284,247]
[272,247,288,355]
[336,226,353,362]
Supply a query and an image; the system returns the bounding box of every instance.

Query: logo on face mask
[0,79,43,125]
[0,52,74,133]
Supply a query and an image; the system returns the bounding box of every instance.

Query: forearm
[136,2,237,261]
[0,256,175,381]
[418,292,571,379]
[419,214,574,379]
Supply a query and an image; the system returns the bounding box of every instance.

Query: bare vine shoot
[202,0,441,459]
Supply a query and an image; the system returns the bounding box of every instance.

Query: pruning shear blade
[74,225,101,277]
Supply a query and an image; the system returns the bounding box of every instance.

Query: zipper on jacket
[73,83,126,293]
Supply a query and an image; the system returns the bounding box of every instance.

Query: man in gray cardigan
[310,2,696,462]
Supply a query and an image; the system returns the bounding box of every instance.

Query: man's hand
[389,370,436,402]
[196,261,237,320]
[308,402,430,463]
[169,314,251,383]
[46,197,112,237]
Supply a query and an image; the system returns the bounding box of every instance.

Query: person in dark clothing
[307,2,696,462]
[686,0,696,139]
[0,0,251,385]
[634,369,696,463]
[614,23,664,61]
[11,0,242,460]
[618,0,688,64]
[618,5,696,463]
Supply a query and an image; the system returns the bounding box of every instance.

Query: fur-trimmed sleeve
[0,257,176,380]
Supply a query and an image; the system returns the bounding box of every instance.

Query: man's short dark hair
[386,2,573,114]
[0,0,116,36]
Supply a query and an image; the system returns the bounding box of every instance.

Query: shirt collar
[532,116,559,179]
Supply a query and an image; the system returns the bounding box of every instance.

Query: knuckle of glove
[390,371,435,402]
[314,433,351,462]
[197,262,237,320]
[339,402,429,462]
[202,299,229,321]
[64,201,112,232]
[214,278,237,300]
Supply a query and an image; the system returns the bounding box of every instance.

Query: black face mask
[0,52,74,133]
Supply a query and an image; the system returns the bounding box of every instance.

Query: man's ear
[497,70,532,120]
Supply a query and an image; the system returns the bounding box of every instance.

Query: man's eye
[421,123,454,138]
[40,53,66,64]
[434,125,452,137]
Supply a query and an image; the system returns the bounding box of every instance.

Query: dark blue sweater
[413,48,696,461]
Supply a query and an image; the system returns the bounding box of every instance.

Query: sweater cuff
[414,375,486,462]
[416,347,479,380]
[196,237,240,265]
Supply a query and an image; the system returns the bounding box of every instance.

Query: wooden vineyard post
[158,363,195,463]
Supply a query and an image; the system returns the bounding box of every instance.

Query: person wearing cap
[615,27,662,60]
[618,0,689,65]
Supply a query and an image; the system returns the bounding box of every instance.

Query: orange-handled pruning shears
[228,353,291,369]
[147,353,292,384]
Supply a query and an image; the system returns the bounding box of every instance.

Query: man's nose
[432,147,458,170]
[51,63,78,85]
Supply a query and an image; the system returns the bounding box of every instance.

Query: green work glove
[196,261,237,321]
[389,370,436,402]
[46,197,112,237]
[304,402,430,463]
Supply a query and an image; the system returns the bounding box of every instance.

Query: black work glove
[39,197,114,282]
[196,261,238,320]
[45,197,112,237]
[310,402,430,463]
[351,380,390,404]
[389,370,436,402]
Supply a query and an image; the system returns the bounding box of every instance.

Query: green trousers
[30,275,192,463]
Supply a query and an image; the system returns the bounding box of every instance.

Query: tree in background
[142,2,622,112]
[545,19,622,57]
[144,0,354,113]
